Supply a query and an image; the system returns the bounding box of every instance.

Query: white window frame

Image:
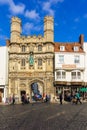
[74,46,79,51]
[56,70,66,79]
[74,55,80,64]
[71,70,81,79]
[60,46,65,51]
[59,55,64,63]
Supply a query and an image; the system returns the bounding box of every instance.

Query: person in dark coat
[59,92,63,105]
[12,94,15,105]
[75,91,82,104]
[21,94,25,104]
[46,94,48,102]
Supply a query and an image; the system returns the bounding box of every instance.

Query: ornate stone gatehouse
[7,16,55,102]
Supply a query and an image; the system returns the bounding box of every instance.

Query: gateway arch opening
[31,82,43,101]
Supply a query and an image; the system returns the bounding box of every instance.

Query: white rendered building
[0,46,8,102]
[54,35,85,96]
[83,42,87,84]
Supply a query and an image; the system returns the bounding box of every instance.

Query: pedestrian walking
[71,93,77,104]
[21,94,25,104]
[9,96,12,104]
[75,91,82,104]
[45,94,48,103]
[59,92,63,105]
[12,94,15,105]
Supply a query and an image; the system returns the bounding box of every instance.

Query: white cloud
[23,23,34,34]
[0,0,25,15]
[50,0,64,4]
[0,0,9,4]
[25,10,40,19]
[23,22,42,34]
[9,2,25,15]
[42,0,64,16]
[43,2,54,16]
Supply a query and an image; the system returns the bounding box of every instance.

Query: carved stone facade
[8,16,55,102]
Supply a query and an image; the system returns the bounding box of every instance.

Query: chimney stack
[6,39,10,47]
[79,34,84,45]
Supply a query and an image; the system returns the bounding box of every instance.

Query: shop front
[54,81,83,102]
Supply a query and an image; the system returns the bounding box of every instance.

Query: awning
[80,88,87,92]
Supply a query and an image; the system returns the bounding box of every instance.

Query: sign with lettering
[62,64,76,69]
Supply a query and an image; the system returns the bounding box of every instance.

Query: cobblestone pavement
[0,102,87,130]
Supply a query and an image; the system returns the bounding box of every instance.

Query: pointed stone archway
[29,79,44,101]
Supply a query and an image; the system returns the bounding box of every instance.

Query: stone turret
[44,16,54,42]
[10,17,21,43]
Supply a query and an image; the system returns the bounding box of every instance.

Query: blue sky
[0,0,87,46]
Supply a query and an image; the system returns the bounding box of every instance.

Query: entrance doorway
[20,90,26,96]
[31,82,43,101]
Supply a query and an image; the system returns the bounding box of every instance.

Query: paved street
[0,102,87,130]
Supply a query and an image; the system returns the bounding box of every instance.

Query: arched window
[38,45,42,51]
[21,59,25,66]
[21,45,26,52]
[38,59,42,66]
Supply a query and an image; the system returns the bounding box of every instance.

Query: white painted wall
[55,51,85,82]
[83,42,87,83]
[0,47,7,85]
[55,52,85,69]
[0,46,8,102]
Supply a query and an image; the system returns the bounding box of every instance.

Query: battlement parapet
[11,17,21,23]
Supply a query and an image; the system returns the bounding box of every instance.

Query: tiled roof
[54,42,84,53]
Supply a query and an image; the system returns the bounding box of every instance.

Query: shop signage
[80,88,87,92]
[62,64,76,69]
